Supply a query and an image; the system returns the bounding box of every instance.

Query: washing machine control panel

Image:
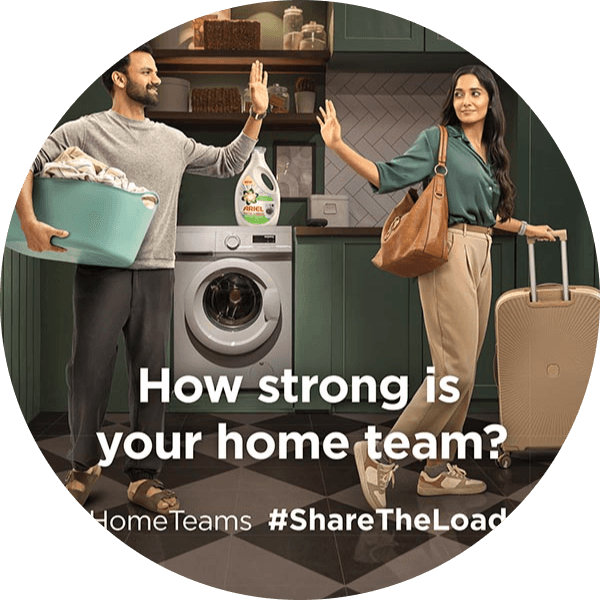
[223,232,283,252]
[176,226,292,255]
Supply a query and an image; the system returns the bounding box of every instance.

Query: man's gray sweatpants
[66,265,174,481]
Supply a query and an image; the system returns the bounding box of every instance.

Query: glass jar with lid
[268,83,290,113]
[299,21,327,51]
[283,5,303,50]
[242,87,252,113]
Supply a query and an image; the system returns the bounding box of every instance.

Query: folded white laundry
[40,147,157,207]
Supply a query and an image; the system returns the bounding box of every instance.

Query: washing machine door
[184,258,281,356]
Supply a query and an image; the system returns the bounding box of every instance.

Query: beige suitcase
[494,229,600,468]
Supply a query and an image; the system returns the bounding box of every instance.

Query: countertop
[295,226,514,237]
[295,227,382,237]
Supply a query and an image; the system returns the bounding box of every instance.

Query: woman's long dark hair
[441,65,515,221]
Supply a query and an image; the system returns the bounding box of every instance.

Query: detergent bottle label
[235,146,280,226]
[239,175,276,225]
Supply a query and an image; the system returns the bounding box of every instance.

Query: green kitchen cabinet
[332,3,424,52]
[514,99,598,290]
[1,249,41,423]
[424,29,466,52]
[332,5,467,54]
[294,233,424,412]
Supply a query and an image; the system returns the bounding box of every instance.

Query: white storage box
[154,77,190,112]
[308,195,350,227]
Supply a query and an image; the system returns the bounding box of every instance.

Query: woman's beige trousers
[385,226,493,460]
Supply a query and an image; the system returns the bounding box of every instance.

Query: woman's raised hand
[317,100,342,149]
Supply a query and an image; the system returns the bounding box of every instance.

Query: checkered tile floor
[31,410,553,599]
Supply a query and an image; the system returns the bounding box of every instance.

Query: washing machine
[174,226,293,389]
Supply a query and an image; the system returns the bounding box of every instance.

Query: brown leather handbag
[372,125,449,278]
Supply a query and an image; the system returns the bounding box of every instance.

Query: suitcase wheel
[497,452,512,469]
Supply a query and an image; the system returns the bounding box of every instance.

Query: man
[16,44,270,514]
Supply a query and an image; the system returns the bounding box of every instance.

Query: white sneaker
[417,464,487,496]
[354,441,397,510]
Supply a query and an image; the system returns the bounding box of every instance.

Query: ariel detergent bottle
[235,147,280,226]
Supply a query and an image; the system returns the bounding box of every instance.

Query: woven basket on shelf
[191,87,242,113]
[203,19,260,50]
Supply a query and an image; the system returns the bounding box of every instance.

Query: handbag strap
[434,125,449,175]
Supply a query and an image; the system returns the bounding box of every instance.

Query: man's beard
[125,80,160,107]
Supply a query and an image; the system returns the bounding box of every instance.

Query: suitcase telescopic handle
[526,229,569,302]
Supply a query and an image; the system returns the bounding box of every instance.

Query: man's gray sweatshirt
[31,109,257,268]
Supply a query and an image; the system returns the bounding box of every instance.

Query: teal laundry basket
[5,178,158,267]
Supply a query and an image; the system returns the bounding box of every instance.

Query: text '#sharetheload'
[267,507,507,533]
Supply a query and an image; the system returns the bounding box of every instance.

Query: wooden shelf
[146,111,320,131]
[149,50,327,131]
[153,49,330,74]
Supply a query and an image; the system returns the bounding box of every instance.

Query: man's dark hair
[101,44,154,96]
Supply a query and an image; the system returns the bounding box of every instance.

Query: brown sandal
[128,479,180,515]
[65,465,102,505]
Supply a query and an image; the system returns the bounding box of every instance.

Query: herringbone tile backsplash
[324,71,452,227]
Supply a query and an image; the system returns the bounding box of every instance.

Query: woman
[318,65,556,511]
